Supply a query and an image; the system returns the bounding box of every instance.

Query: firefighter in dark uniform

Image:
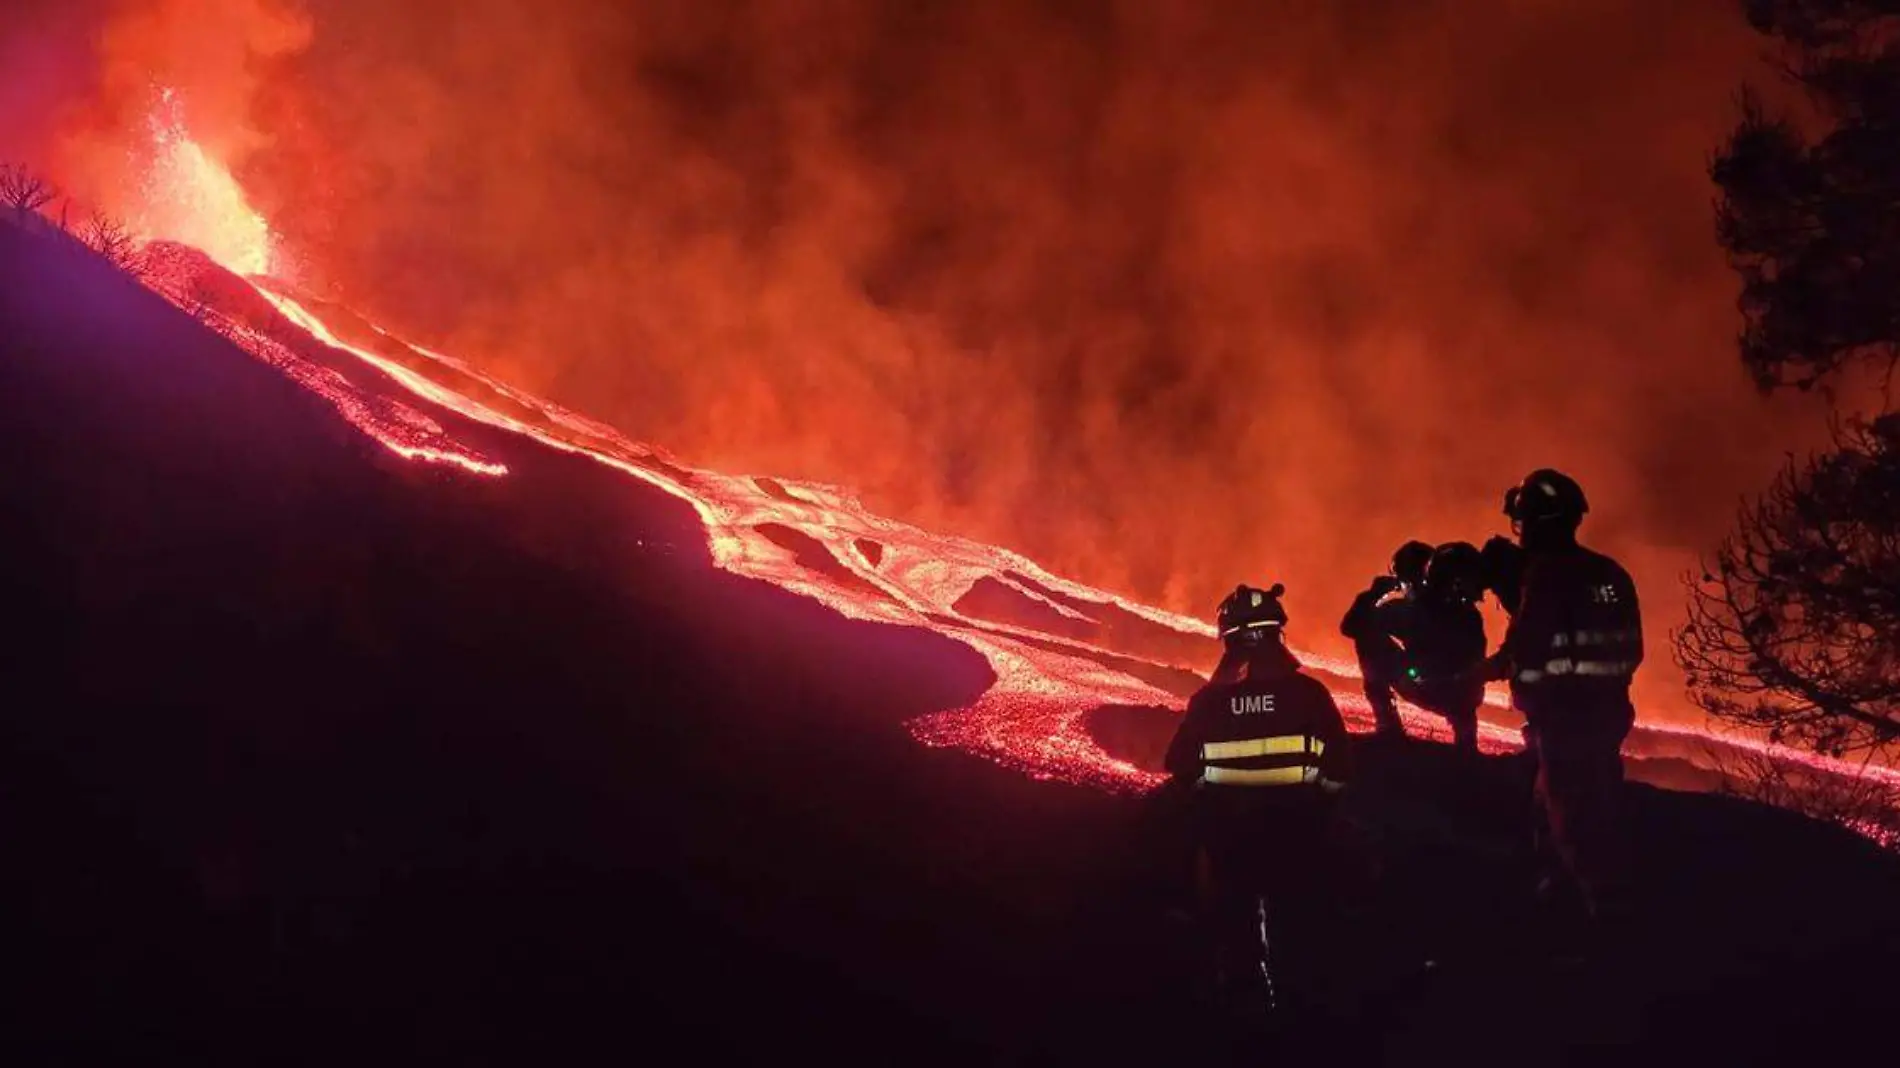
[1166,583,1352,1002]
[1344,542,1489,750]
[1482,469,1644,920]
[1340,541,1435,738]
[1389,542,1489,752]
[1480,534,1526,615]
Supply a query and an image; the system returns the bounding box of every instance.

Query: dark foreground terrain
[4,222,1898,1066]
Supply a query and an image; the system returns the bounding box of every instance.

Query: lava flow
[150,246,1900,801]
[141,243,509,478]
[147,245,1525,793]
[79,97,1900,805]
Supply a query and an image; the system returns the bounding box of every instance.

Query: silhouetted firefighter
[1340,542,1433,738]
[1165,583,1351,1013]
[1342,541,1488,750]
[1482,469,1643,924]
[1480,534,1525,618]
[1411,541,1489,750]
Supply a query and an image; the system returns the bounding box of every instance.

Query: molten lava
[147,246,1900,802]
[147,245,1532,792]
[74,92,1900,807]
[140,243,507,477]
[135,88,274,277]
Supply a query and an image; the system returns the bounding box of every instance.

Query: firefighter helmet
[1391,540,1435,585]
[1479,534,1526,601]
[1217,583,1288,646]
[1503,468,1589,527]
[1426,541,1485,603]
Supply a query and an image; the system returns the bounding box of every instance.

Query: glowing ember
[135,88,274,277]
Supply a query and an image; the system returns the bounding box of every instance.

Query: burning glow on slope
[140,244,506,477]
[234,294,1193,789]
[219,287,1900,797]
[134,89,274,277]
[116,208,1894,800]
[167,268,1525,791]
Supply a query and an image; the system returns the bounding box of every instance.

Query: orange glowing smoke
[21,0,1836,736]
[136,87,274,276]
[199,0,1837,739]
[146,256,1895,803]
[77,88,1894,810]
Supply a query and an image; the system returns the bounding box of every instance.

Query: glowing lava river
[120,237,1900,810]
[80,90,1893,803]
[127,236,1548,794]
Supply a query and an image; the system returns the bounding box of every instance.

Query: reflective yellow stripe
[1202,765,1319,787]
[1201,735,1325,761]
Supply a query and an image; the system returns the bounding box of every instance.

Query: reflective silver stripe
[1575,628,1639,646]
[1518,660,1634,684]
[1202,765,1319,787]
[1550,629,1640,651]
[1202,735,1325,761]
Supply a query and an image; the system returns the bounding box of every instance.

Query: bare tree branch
[1676,415,1900,759]
[0,163,59,216]
[1706,738,1900,849]
[81,211,149,279]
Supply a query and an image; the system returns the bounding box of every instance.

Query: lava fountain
[133,87,274,277]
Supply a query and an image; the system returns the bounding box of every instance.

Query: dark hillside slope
[3,221,1899,1066]
[0,222,1083,1064]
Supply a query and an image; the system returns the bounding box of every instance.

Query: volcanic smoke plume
[5,0,1842,723]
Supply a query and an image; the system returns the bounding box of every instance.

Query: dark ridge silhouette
[753,522,896,605]
[1088,701,1745,799]
[753,475,805,503]
[1087,704,1180,771]
[915,608,1204,700]
[1004,568,1213,669]
[953,574,1103,643]
[3,217,1899,1066]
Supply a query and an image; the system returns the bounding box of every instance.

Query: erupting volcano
[15,0,1900,1055]
[17,6,1900,1056]
[117,95,1513,796]
[98,95,1899,808]
[137,88,274,278]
